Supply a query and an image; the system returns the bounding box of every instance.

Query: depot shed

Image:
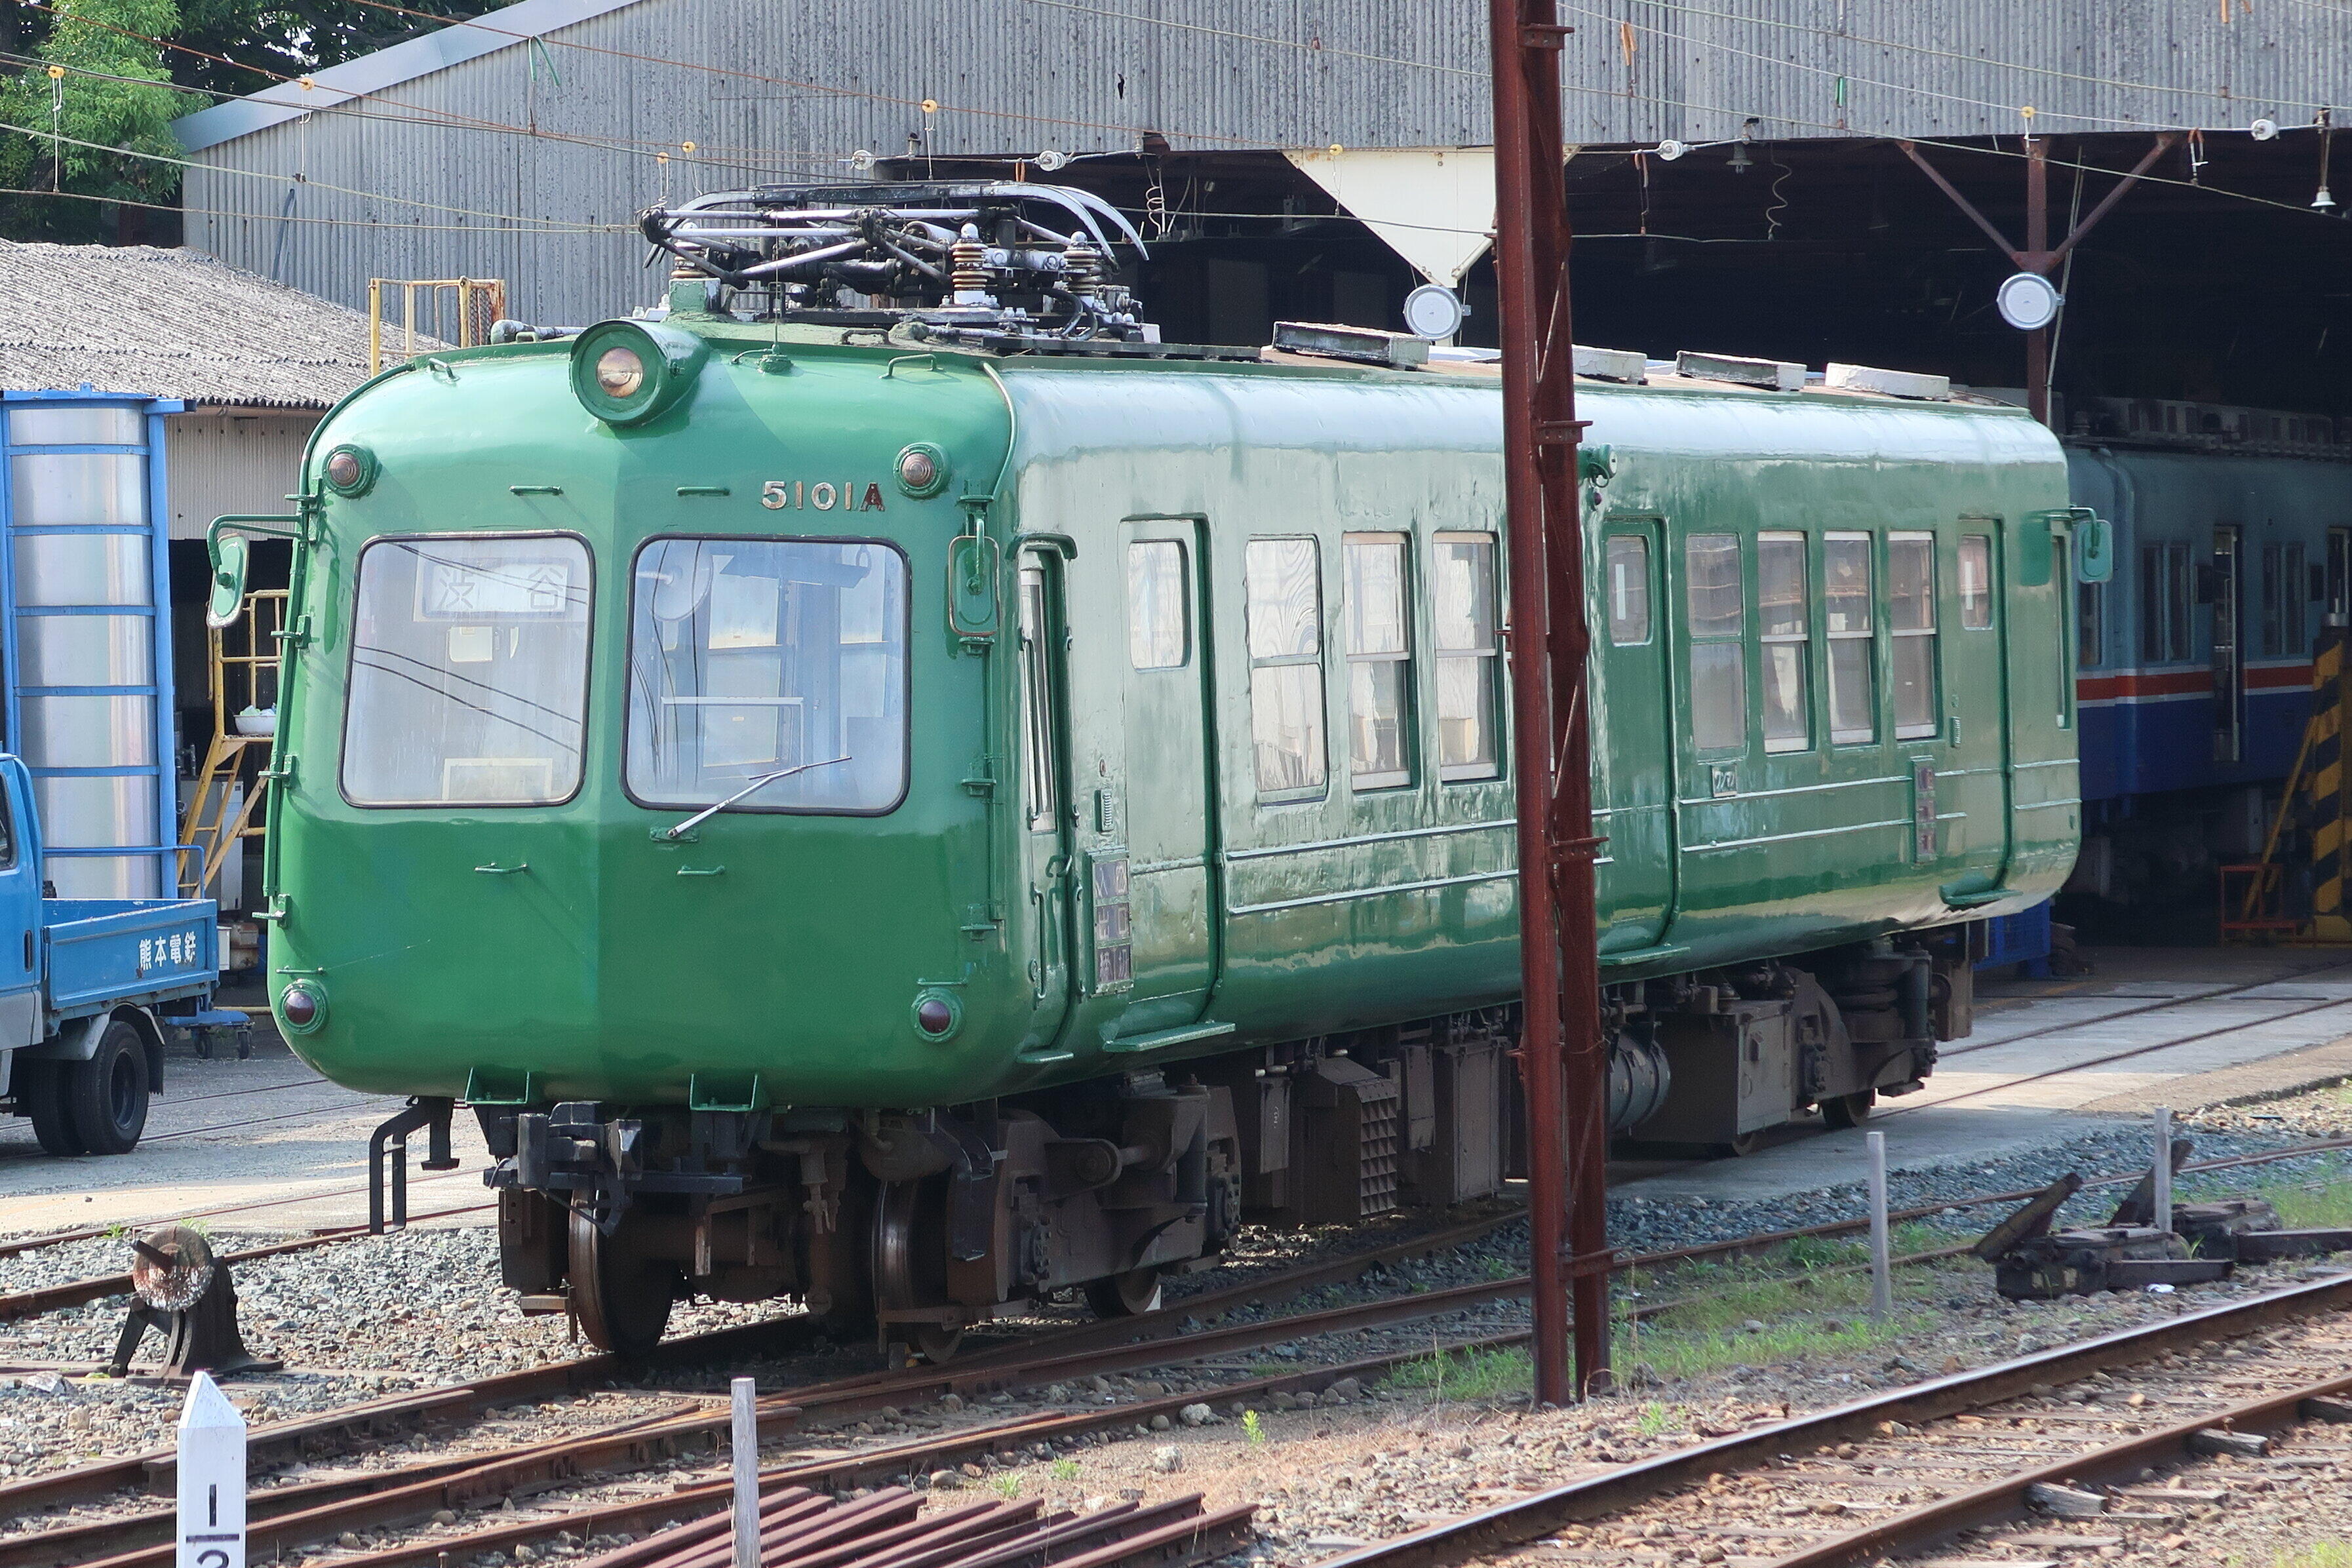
[0,241,379,898]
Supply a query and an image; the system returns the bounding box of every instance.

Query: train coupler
[368,1095,455,1234]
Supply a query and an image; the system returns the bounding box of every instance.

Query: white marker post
[176,1372,245,1568]
[731,1376,758,1568]
[1866,1131,1893,1320]
[2154,1107,2174,1235]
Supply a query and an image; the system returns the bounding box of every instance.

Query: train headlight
[594,347,645,397]
[570,319,709,427]
[895,443,950,498]
[277,979,326,1034]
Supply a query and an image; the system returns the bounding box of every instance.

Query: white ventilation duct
[1283,146,1496,290]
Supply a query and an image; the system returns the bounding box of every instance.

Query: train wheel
[1820,1090,1877,1130]
[568,1209,676,1358]
[1722,1129,1766,1158]
[21,1062,85,1156]
[1084,1267,1164,1320]
[64,1023,149,1156]
[872,1178,962,1365]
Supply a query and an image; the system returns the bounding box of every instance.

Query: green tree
[0,0,498,242]
[0,0,192,241]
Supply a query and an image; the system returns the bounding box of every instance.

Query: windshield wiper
[661,755,851,840]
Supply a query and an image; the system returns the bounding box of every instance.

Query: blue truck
[0,755,237,1155]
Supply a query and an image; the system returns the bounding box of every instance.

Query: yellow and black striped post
[2309,627,2352,939]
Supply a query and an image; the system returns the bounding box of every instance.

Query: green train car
[219,185,2085,1356]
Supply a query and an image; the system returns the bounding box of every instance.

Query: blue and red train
[2059,396,2352,927]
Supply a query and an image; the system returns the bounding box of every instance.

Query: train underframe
[467,930,1977,1358]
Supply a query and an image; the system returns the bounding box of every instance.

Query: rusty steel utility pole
[1489,0,1611,1405]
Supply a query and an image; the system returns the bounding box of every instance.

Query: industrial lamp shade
[1995,271,2063,332]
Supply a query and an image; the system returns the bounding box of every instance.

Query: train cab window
[1684,534,1746,754]
[1756,533,1809,753]
[1432,532,1502,781]
[343,534,591,806]
[1959,535,1993,629]
[1343,533,1413,789]
[1889,533,1938,739]
[1245,537,1329,796]
[1127,541,1189,670]
[624,537,909,815]
[1605,535,1651,644]
[1824,533,1877,745]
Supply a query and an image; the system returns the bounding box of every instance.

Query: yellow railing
[178,589,288,902]
[367,277,508,374]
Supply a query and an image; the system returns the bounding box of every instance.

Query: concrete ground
[8,945,2352,1238]
[0,998,491,1238]
[1620,944,2352,1204]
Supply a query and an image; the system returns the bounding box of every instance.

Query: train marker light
[323,444,377,497]
[277,981,324,1034]
[912,991,961,1040]
[895,443,950,498]
[1995,272,2062,332]
[570,320,710,426]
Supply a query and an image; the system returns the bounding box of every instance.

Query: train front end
[249,184,1190,1355]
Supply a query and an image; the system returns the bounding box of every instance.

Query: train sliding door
[2212,526,2244,764]
[1595,521,1676,951]
[1112,520,1220,1036]
[1015,555,1075,1055]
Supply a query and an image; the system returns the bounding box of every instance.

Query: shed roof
[0,241,393,409]
[173,0,649,152]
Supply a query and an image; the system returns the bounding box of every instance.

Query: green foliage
[0,0,501,241]
[0,0,193,232]
[1048,1459,1080,1482]
[2250,1543,2352,1568]
[1240,1409,1266,1445]
[1634,1401,1679,1437]
[989,1474,1021,1500]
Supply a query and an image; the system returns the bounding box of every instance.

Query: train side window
[1824,532,1877,745]
[2261,543,2285,659]
[1889,532,1938,739]
[2139,543,2191,663]
[2286,543,2308,654]
[2077,581,2106,668]
[1684,533,1746,753]
[1343,532,1413,790]
[2330,529,2350,625]
[1756,532,1809,753]
[1959,535,1993,629]
[1432,532,1502,781]
[1245,536,1329,797]
[1606,535,1651,644]
[1127,541,1189,670]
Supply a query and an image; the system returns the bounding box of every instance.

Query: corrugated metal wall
[163,412,319,541]
[180,0,2349,327]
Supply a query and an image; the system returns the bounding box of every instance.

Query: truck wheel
[21,1061,85,1156]
[64,1022,149,1155]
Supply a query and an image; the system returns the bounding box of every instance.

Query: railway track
[1312,1266,2352,1568]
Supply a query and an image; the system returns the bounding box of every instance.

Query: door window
[1757,532,1809,753]
[2140,543,2191,662]
[1245,537,1328,796]
[1685,534,1746,754]
[343,534,593,806]
[1019,568,1059,830]
[1889,533,1938,739]
[1126,541,1189,670]
[1824,532,1877,745]
[1959,534,1994,629]
[1432,532,1502,780]
[1605,534,1651,644]
[1343,533,1413,789]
